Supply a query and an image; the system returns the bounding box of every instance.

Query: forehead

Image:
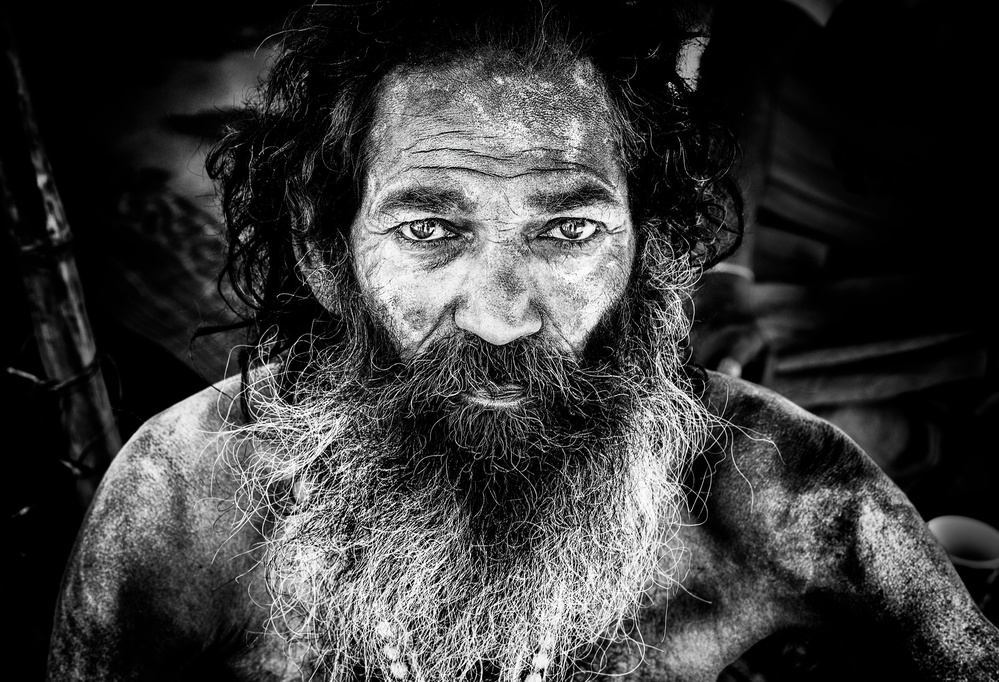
[364,57,624,187]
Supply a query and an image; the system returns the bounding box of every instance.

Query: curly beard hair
[220,232,713,682]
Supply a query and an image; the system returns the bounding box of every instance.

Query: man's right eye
[397,219,453,242]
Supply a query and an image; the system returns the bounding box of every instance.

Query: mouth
[463,383,527,410]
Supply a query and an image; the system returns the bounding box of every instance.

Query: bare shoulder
[680,371,892,580]
[77,371,253,574]
[699,371,864,477]
[123,373,245,471]
[691,373,947,557]
[48,376,264,679]
[692,371,891,511]
[86,375,248,536]
[690,371,929,587]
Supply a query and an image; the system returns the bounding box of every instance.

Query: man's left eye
[397,219,453,241]
[541,218,601,242]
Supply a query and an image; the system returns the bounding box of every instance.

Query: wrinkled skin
[316,60,635,359]
[47,60,999,681]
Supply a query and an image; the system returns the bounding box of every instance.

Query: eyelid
[396,217,454,240]
[539,217,603,241]
[393,218,466,250]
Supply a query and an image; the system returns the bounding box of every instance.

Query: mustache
[365,331,627,417]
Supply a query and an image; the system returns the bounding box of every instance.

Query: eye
[397,218,453,242]
[541,218,601,242]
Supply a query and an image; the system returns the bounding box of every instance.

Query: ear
[293,237,347,314]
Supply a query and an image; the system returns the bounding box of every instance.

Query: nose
[454,251,542,346]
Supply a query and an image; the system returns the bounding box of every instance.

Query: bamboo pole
[1,16,122,509]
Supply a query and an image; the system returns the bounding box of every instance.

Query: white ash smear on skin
[382,60,617,164]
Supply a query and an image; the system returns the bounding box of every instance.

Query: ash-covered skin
[350,58,635,358]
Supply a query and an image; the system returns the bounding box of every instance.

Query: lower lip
[463,388,526,410]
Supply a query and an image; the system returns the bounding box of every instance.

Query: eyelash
[392,218,604,251]
[392,219,460,249]
[539,218,604,249]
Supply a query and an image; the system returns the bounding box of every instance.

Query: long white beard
[220,239,713,682]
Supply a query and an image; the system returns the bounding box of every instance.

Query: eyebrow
[526,181,619,214]
[374,179,620,216]
[376,186,473,215]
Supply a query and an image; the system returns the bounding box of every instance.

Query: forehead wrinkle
[363,59,630,214]
[373,60,618,145]
[374,129,617,176]
[408,145,592,160]
[404,166,614,186]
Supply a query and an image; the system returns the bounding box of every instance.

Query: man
[47,2,999,680]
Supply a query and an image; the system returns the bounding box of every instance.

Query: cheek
[354,249,455,350]
[542,243,633,347]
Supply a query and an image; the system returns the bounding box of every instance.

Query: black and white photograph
[3,1,996,680]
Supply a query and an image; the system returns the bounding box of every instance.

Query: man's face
[350,59,635,372]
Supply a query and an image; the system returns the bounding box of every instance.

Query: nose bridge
[454,239,542,345]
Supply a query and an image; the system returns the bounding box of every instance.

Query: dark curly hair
[206,0,742,375]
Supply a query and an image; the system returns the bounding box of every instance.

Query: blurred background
[2,1,994,680]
